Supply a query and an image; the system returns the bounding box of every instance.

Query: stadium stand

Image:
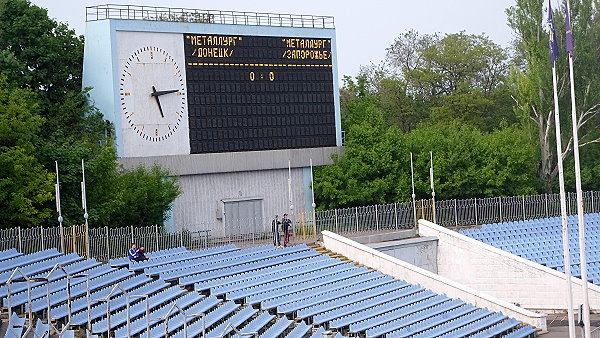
[1,243,537,337]
[459,213,600,284]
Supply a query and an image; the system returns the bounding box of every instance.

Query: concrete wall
[172,167,307,236]
[322,230,547,330]
[367,237,438,273]
[118,146,342,176]
[419,219,600,311]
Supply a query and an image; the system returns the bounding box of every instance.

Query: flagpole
[55,161,65,253]
[310,158,316,236]
[566,1,591,335]
[410,153,417,227]
[429,151,436,224]
[81,159,90,259]
[545,2,575,335]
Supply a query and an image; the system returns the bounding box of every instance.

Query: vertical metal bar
[454,199,458,227]
[40,227,45,251]
[105,226,110,260]
[474,198,478,226]
[130,225,134,244]
[394,202,398,230]
[67,275,73,324]
[146,296,150,338]
[545,193,549,218]
[86,276,91,336]
[334,209,339,233]
[72,225,76,254]
[375,205,379,232]
[107,297,111,338]
[127,296,131,338]
[18,226,22,253]
[498,197,503,223]
[522,195,526,220]
[592,191,595,213]
[355,207,359,233]
[155,224,159,251]
[180,230,184,248]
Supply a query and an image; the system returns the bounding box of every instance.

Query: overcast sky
[32,0,517,78]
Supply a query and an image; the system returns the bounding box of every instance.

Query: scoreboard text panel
[183,34,336,154]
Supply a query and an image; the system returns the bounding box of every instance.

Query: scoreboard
[183,34,336,154]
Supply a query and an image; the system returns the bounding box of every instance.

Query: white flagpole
[288,160,293,217]
[551,48,576,338]
[566,1,591,335]
[55,161,65,253]
[310,158,316,234]
[81,159,90,259]
[410,153,417,227]
[429,151,436,224]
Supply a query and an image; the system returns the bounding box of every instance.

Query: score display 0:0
[249,71,275,81]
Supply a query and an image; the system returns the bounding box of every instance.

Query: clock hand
[151,89,179,97]
[152,86,165,118]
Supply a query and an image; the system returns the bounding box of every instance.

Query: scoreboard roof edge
[86,4,335,29]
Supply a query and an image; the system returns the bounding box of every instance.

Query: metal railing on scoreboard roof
[86,4,335,28]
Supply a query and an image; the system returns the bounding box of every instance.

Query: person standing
[271,215,281,247]
[282,213,292,247]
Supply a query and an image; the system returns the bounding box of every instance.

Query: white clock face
[119,46,186,142]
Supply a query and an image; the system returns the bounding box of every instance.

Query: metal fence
[1,191,598,261]
[316,191,600,234]
[85,4,335,28]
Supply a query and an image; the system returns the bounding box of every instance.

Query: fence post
[40,227,45,251]
[545,193,549,218]
[394,203,398,230]
[155,224,159,251]
[105,226,110,260]
[179,229,184,248]
[592,191,595,213]
[454,199,458,227]
[355,207,359,233]
[17,226,22,253]
[567,192,571,215]
[375,205,379,232]
[334,209,339,233]
[72,225,76,254]
[474,198,478,226]
[130,225,134,244]
[522,195,526,220]
[498,197,502,223]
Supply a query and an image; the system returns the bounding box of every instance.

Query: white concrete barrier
[322,230,547,331]
[418,219,600,312]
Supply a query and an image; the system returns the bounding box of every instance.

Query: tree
[507,0,600,192]
[0,146,54,227]
[0,0,181,228]
[384,31,515,131]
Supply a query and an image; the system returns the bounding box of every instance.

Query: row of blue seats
[460,213,600,288]
[0,248,21,261]
[3,244,535,338]
[129,244,239,272]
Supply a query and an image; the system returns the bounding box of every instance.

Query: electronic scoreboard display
[183,34,336,154]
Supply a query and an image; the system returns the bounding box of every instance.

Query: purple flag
[566,3,574,55]
[543,0,560,64]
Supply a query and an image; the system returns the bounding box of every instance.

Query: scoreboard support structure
[82,6,342,235]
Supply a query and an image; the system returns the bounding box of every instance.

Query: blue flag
[565,2,574,55]
[543,0,560,64]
